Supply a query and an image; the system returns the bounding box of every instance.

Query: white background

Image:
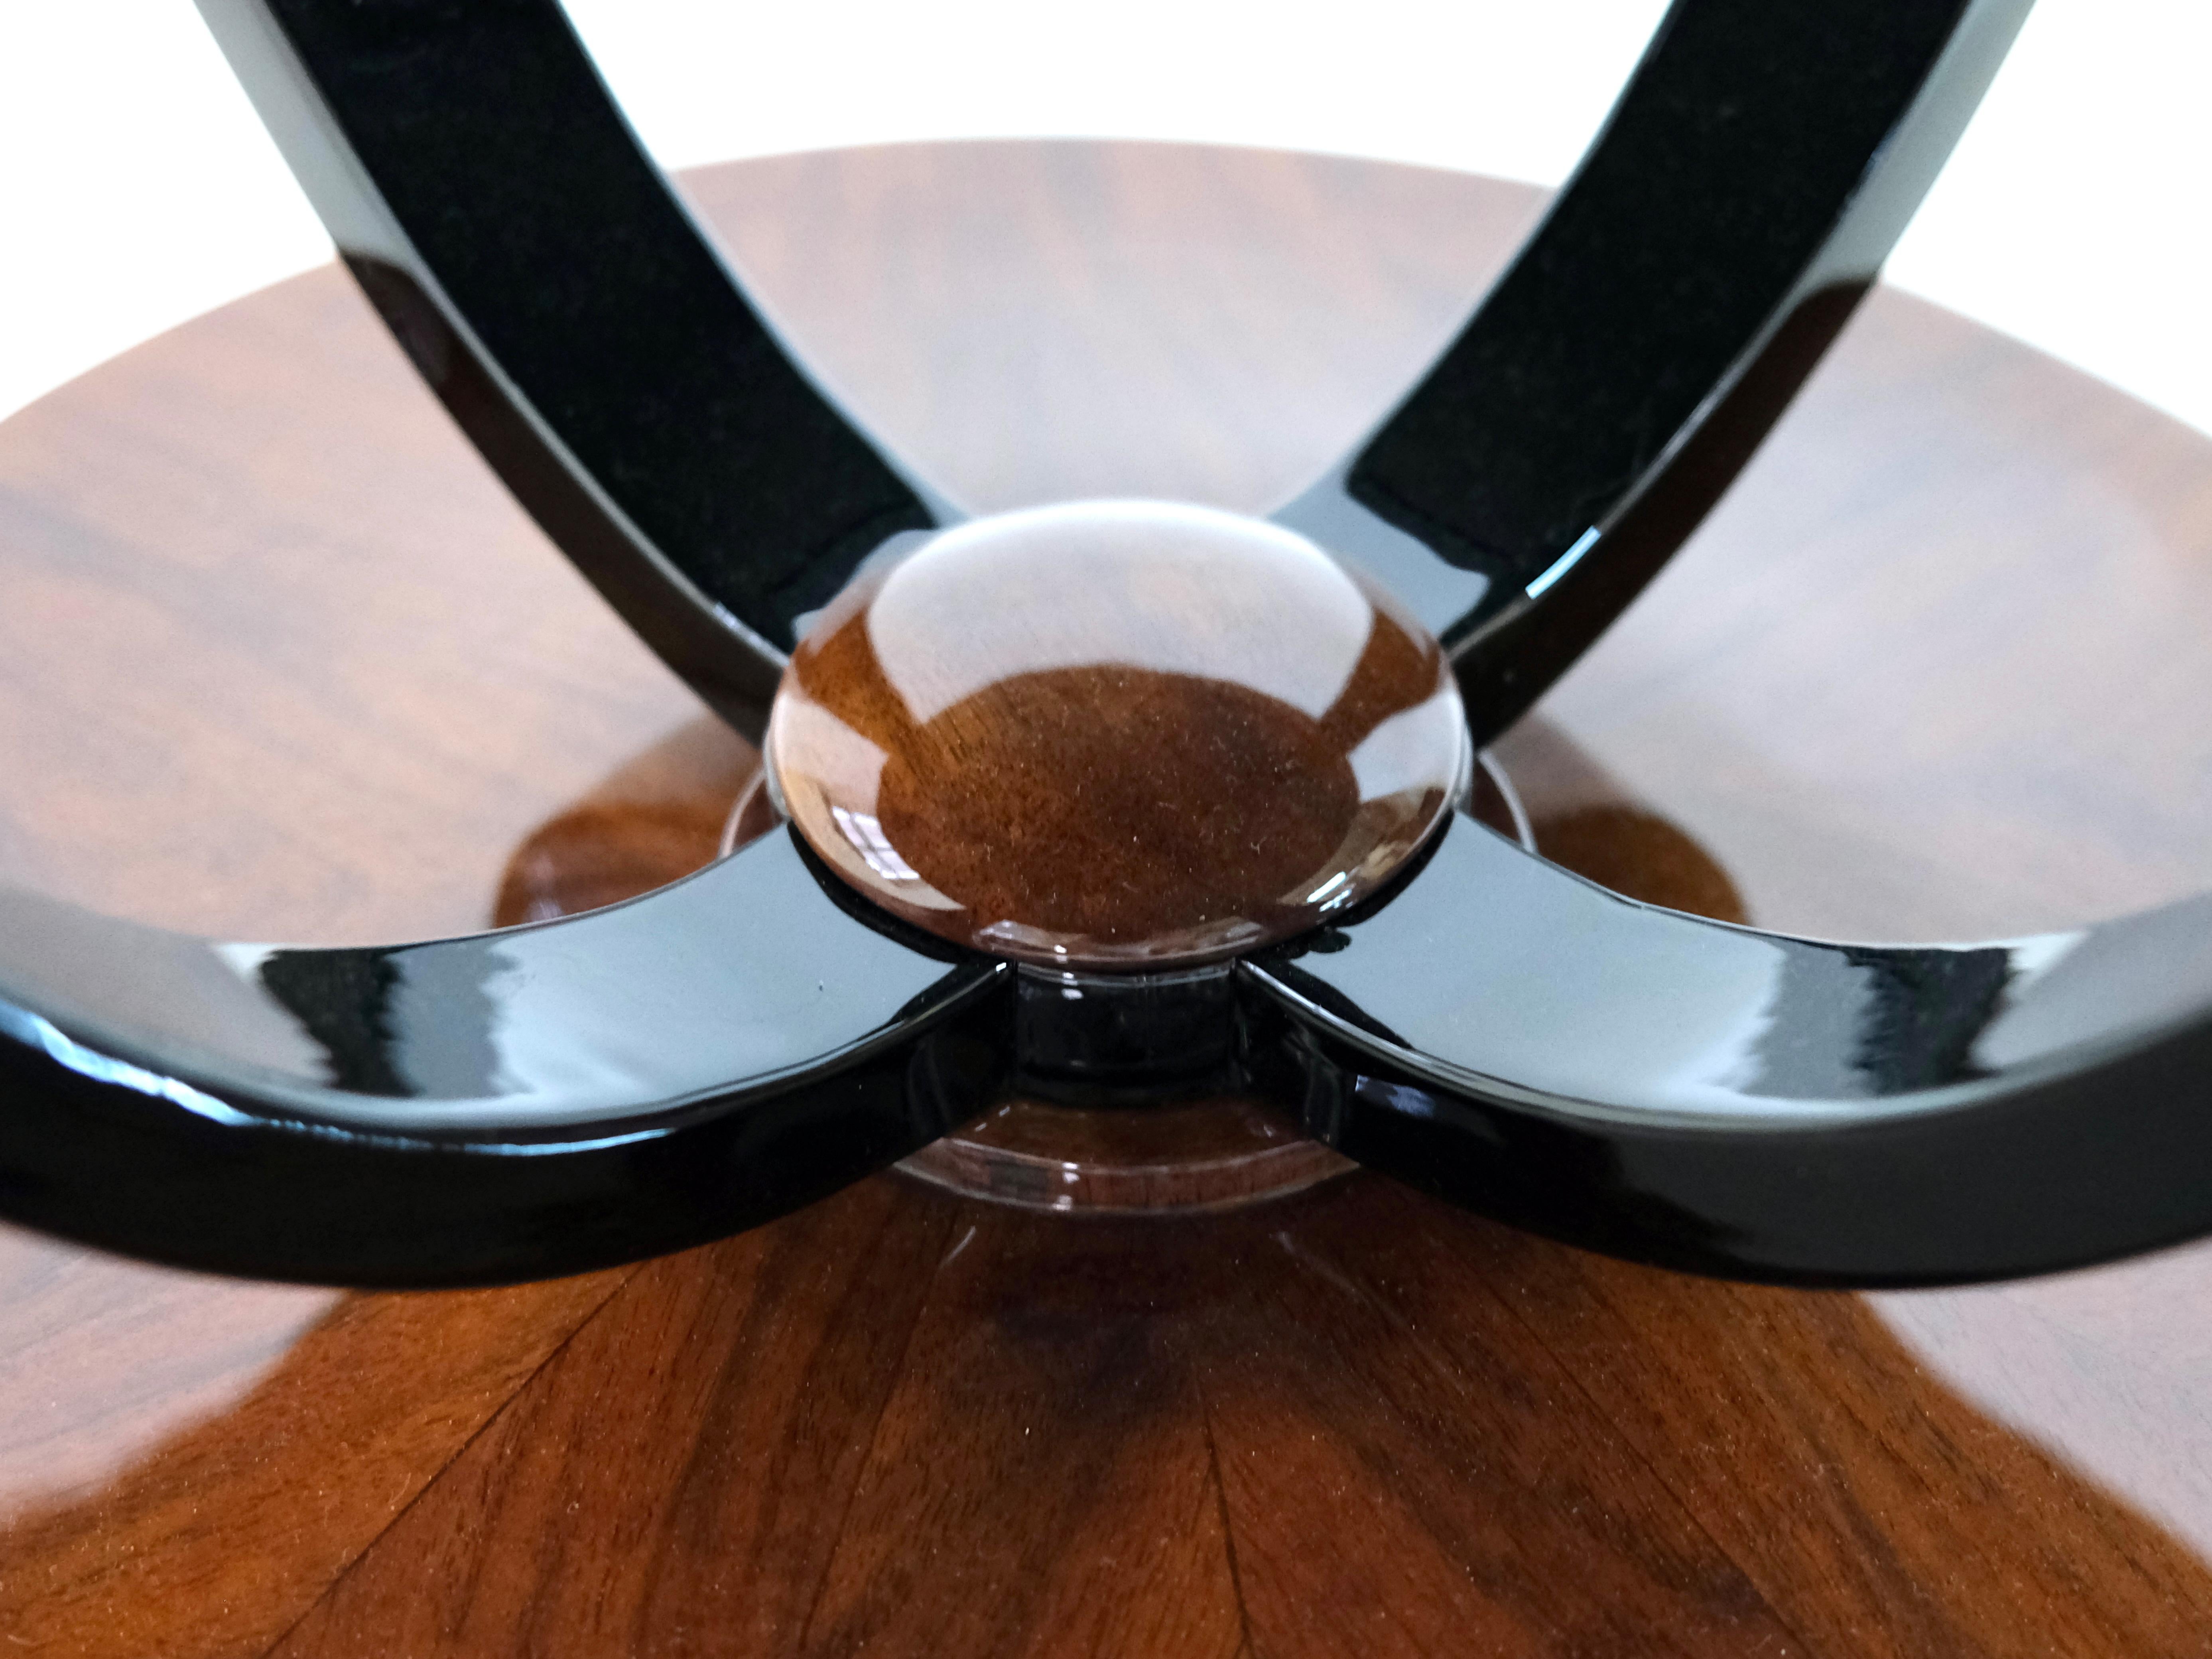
[1,1,2206,435]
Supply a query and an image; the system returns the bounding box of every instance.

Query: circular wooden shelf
[6,140,2212,1656]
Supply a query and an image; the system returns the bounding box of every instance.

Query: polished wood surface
[0,1257,624,1658]
[5,140,2212,1654]
[774,502,1458,964]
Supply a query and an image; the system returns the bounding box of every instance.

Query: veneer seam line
[1192,1354,1261,1659]
[249,1264,640,1659]
[1486,1264,1827,1659]
[792,1194,962,1651]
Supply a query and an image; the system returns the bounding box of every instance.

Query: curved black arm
[202,0,2034,752]
[1243,813,2212,1287]
[194,0,954,739]
[1275,0,2033,743]
[0,831,1008,1286]
[132,0,2186,1300]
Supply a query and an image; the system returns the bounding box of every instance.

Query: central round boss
[766,499,1466,967]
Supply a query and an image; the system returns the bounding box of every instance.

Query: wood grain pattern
[0,264,703,948]
[0,1231,337,1527]
[268,1184,959,1657]
[260,1181,2212,1658]
[0,1265,626,1658]
[492,718,758,927]
[774,504,1458,964]
[4,140,2212,1655]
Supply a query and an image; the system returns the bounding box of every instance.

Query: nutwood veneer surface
[4,141,2212,1656]
[770,500,1462,965]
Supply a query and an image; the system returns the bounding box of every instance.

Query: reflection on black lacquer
[9,0,2194,1292]
[1246,818,2212,1285]
[0,835,1009,1284]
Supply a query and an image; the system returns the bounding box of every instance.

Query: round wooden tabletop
[6,140,2212,1657]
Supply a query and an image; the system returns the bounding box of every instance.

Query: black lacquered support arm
[0,832,1008,1286]
[1276,0,2033,743]
[1242,814,2212,1287]
[195,0,952,739]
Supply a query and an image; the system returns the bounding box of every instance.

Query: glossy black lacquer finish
[195,0,949,738]
[0,831,1007,1285]
[1276,0,2032,740]
[25,0,2200,1291]
[201,0,2031,746]
[1244,812,2212,1286]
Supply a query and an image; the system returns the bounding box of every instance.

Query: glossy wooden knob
[767,500,1465,967]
